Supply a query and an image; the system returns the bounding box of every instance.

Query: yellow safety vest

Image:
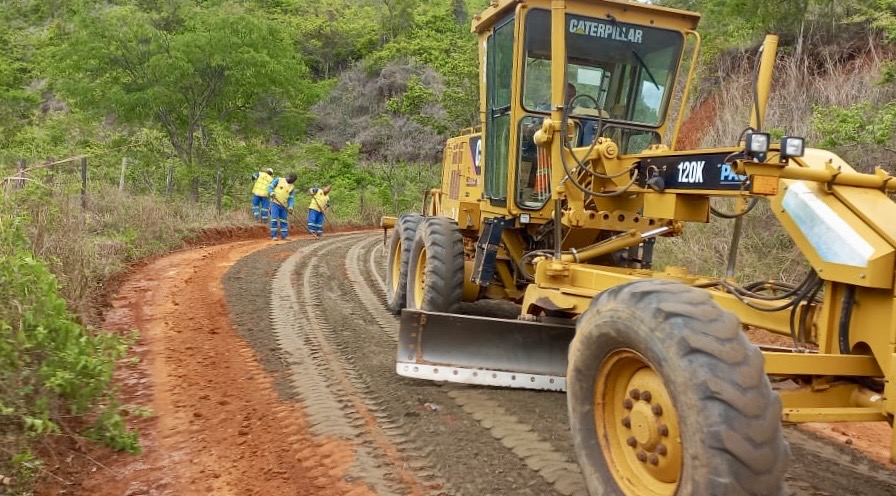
[271,178,295,207]
[308,190,330,212]
[252,171,274,196]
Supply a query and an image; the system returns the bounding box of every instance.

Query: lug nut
[629,389,641,400]
[657,443,668,456]
[641,390,652,402]
[658,424,669,437]
[651,404,663,416]
[621,416,631,428]
[622,398,633,409]
[626,436,638,447]
[636,451,647,462]
[648,454,659,466]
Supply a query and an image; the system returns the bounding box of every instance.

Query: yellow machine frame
[425,0,896,456]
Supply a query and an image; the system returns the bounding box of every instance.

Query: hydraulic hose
[800,283,823,338]
[838,285,856,355]
[694,270,819,311]
[711,197,758,219]
[556,93,639,198]
[835,285,883,392]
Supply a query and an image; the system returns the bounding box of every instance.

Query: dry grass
[701,39,894,166]
[657,40,893,282]
[3,184,252,324]
[654,200,808,284]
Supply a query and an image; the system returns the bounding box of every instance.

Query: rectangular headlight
[781,136,805,158]
[746,132,770,154]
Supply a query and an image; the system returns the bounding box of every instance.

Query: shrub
[0,215,137,491]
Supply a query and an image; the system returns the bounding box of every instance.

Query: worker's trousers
[252,195,270,221]
[270,203,289,240]
[307,209,324,236]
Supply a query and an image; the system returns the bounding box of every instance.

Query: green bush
[0,215,138,490]
[293,142,439,225]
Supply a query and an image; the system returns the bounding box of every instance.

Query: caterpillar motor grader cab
[382,0,896,494]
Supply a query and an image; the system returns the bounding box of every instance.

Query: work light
[743,132,770,162]
[781,136,805,159]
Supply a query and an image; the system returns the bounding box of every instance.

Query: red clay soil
[40,238,373,496]
[745,328,895,467]
[802,421,894,468]
[37,231,895,495]
[674,96,717,150]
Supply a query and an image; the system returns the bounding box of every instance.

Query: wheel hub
[595,350,682,495]
[391,240,402,291]
[413,247,427,305]
[629,401,659,448]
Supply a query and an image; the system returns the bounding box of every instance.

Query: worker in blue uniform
[267,173,297,241]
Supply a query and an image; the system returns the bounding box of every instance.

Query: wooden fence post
[15,159,26,189]
[80,157,88,209]
[119,157,128,192]
[215,169,223,216]
[45,157,55,186]
[165,166,174,197]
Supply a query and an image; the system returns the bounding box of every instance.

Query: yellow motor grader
[382,0,896,494]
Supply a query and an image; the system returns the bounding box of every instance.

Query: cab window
[484,17,514,204]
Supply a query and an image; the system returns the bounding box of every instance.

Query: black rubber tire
[385,213,423,314]
[405,216,464,312]
[567,279,789,496]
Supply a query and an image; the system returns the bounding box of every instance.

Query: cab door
[483,15,515,208]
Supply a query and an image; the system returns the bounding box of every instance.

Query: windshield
[522,10,684,127]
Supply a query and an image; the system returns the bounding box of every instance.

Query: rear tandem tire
[405,216,464,313]
[567,279,789,496]
[385,213,422,314]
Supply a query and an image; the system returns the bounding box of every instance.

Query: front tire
[406,217,464,312]
[567,279,789,496]
[385,214,423,314]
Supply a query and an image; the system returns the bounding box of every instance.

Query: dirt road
[47,233,896,495]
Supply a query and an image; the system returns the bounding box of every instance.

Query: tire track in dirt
[782,427,896,490]
[347,237,399,342]
[270,236,360,439]
[345,236,453,494]
[368,237,386,293]
[346,238,472,488]
[446,390,586,496]
[347,235,588,496]
[325,235,554,495]
[271,234,441,495]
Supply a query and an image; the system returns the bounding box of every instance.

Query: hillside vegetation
[0,0,484,491]
[655,0,896,281]
[1,0,896,492]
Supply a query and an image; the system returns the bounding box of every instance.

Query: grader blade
[396,309,575,391]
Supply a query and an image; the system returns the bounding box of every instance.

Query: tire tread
[568,279,789,496]
[385,214,422,314]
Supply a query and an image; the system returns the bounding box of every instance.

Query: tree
[810,1,896,158]
[0,9,40,156]
[452,0,467,25]
[381,0,417,41]
[47,1,317,200]
[657,0,874,52]
[371,4,480,131]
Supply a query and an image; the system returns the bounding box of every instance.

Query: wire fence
[1,154,245,217]
[2,156,91,207]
